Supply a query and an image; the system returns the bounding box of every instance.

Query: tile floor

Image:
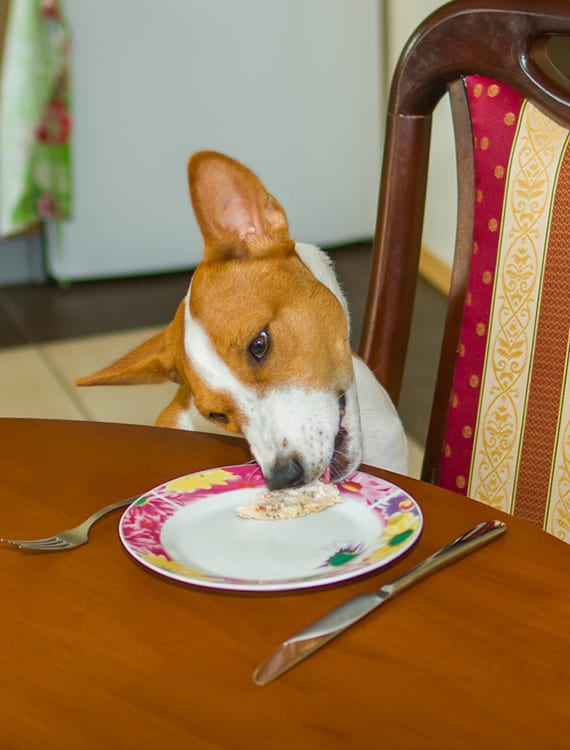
[0,243,447,479]
[2,326,178,423]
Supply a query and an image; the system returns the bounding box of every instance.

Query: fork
[1,495,140,551]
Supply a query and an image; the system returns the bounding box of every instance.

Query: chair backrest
[360,0,570,542]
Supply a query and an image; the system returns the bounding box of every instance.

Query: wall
[1,0,385,284]
[386,0,457,289]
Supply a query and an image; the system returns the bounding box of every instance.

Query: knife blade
[253,518,506,685]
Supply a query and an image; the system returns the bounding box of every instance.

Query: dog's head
[77,152,362,488]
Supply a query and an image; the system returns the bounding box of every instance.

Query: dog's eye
[249,330,270,361]
[208,412,229,424]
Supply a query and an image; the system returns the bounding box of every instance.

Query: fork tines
[1,537,72,550]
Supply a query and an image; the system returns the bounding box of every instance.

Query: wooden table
[1,419,568,749]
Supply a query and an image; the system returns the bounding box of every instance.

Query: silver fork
[1,495,140,551]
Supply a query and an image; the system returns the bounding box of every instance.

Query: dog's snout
[265,458,304,490]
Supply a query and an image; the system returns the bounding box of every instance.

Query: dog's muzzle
[263,392,352,490]
[329,392,353,481]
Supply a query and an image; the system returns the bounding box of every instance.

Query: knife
[253,518,506,685]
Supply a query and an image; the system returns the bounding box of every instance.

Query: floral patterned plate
[119,464,423,592]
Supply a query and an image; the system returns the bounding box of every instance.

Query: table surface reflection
[1,419,568,749]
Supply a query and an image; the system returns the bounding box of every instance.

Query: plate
[119,464,423,592]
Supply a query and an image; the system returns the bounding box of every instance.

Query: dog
[77,152,407,489]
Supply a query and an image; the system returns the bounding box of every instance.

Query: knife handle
[383,519,506,598]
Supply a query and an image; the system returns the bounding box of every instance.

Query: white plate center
[160,489,384,581]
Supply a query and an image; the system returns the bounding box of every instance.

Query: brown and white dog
[77,152,407,489]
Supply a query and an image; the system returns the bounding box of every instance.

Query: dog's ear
[76,324,182,387]
[188,151,292,259]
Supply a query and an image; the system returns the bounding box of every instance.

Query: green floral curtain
[0,0,72,237]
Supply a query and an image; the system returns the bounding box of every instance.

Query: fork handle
[88,495,140,523]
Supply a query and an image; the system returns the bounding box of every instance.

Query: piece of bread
[236,481,342,520]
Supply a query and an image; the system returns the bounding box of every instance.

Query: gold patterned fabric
[549,335,570,538]
[440,77,570,543]
[512,137,570,536]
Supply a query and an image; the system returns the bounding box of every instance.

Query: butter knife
[253,518,506,685]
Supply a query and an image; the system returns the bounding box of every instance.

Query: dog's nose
[265,458,304,490]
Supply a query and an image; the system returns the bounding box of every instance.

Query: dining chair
[359,0,570,542]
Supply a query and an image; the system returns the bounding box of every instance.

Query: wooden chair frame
[359,0,570,484]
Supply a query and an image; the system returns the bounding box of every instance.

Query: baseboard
[419,246,451,296]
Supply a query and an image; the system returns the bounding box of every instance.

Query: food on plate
[236,480,343,520]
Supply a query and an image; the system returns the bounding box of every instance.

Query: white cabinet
[47,0,385,281]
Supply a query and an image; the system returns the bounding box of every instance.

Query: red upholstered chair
[360,0,570,542]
